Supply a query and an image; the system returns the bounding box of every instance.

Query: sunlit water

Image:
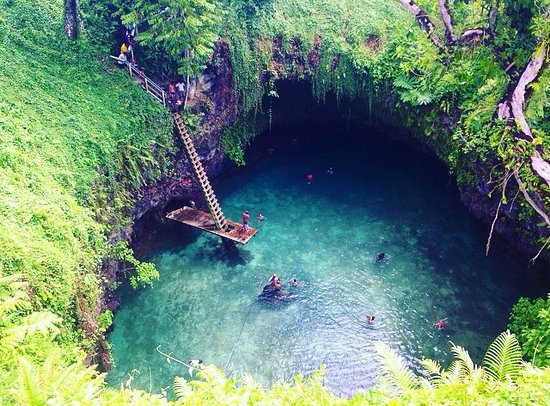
[107,130,547,397]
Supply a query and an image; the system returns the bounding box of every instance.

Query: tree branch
[438,0,456,44]
[513,170,550,228]
[498,42,550,187]
[486,169,513,255]
[509,43,547,140]
[530,236,550,265]
[457,28,491,45]
[397,0,442,49]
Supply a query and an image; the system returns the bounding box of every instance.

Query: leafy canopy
[119,0,222,77]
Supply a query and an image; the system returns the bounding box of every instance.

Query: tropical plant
[0,272,61,361]
[118,0,222,78]
[11,355,105,405]
[510,294,550,366]
[110,241,159,288]
[375,330,524,399]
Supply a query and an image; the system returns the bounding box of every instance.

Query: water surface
[107,129,546,397]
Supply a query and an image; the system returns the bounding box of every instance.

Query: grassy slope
[0,0,172,399]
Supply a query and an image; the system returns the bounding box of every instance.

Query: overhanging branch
[397,0,442,49]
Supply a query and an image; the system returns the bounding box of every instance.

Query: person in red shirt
[434,318,447,330]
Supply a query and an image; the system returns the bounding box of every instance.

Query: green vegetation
[1,0,550,403]
[510,294,550,367]
[0,0,173,402]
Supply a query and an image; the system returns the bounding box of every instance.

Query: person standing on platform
[241,210,250,233]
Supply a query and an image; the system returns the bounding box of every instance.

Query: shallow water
[107,129,547,397]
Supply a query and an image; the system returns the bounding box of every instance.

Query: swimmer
[188,359,204,376]
[365,314,375,324]
[188,359,204,369]
[376,252,386,261]
[434,318,447,330]
[306,173,313,184]
[289,277,301,287]
[257,213,265,221]
[326,166,334,175]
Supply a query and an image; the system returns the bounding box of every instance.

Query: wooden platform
[166,207,257,244]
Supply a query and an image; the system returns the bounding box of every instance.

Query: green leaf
[483,330,523,382]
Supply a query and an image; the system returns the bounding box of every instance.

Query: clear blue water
[107,130,547,397]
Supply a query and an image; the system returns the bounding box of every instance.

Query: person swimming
[269,273,281,290]
[289,277,301,287]
[376,252,386,261]
[434,318,447,330]
[365,314,375,324]
[188,359,204,369]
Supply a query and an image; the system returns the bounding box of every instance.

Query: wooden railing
[113,54,230,232]
[110,56,166,106]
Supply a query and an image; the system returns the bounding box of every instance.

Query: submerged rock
[258,284,293,301]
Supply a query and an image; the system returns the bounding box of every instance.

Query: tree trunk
[396,0,442,49]
[439,0,456,44]
[64,0,77,41]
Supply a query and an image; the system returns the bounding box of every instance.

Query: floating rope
[223,273,267,370]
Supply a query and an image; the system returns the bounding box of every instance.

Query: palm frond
[483,330,522,382]
[374,342,420,395]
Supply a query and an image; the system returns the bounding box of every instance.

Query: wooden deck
[166,207,257,244]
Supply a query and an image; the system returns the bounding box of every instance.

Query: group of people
[117,27,138,65]
[167,81,186,111]
[268,273,301,291]
[239,211,265,235]
[362,314,446,330]
[115,28,148,86]
[305,166,334,184]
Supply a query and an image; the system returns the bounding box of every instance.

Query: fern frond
[17,311,62,337]
[173,376,192,400]
[420,358,442,386]
[0,290,31,320]
[450,342,476,376]
[483,330,522,382]
[443,360,463,384]
[0,272,25,288]
[51,362,105,403]
[0,331,25,359]
[374,342,420,395]
[12,357,45,405]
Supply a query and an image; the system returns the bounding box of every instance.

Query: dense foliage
[1,0,549,403]
[0,0,173,402]
[510,293,550,367]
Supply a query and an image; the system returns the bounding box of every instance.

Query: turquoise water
[107,130,547,397]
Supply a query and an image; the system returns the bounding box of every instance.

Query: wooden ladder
[172,111,228,231]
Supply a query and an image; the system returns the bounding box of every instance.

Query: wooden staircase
[113,54,256,243]
[172,111,228,231]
